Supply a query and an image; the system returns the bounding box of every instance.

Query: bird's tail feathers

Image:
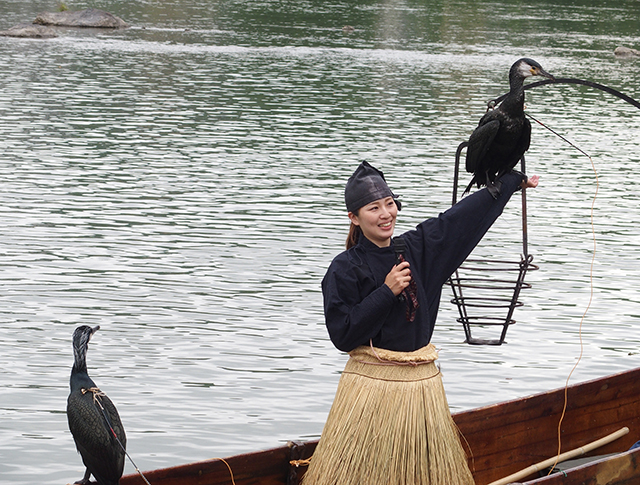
[463,178,475,195]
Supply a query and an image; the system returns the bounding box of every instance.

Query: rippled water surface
[1,1,640,483]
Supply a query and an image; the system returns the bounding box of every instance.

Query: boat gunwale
[120,365,640,485]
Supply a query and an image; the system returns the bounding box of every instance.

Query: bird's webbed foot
[72,468,94,485]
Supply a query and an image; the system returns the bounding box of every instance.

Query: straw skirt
[302,344,474,485]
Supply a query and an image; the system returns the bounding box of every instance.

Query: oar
[487,426,629,485]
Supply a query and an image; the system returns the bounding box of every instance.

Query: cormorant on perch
[67,325,126,485]
[464,58,554,198]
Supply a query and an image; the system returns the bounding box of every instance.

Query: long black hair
[346,219,361,249]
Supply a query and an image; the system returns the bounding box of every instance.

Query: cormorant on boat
[67,325,126,485]
[463,58,554,198]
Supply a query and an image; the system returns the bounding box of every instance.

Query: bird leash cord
[523,115,597,473]
[87,387,238,485]
[85,387,152,485]
[492,76,640,472]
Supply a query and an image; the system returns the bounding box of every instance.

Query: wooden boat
[120,366,640,485]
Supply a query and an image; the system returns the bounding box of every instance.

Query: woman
[303,161,538,485]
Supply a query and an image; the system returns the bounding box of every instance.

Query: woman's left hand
[521,175,539,189]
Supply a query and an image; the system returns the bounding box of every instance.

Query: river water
[1,0,640,483]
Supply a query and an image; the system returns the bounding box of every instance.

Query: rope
[521,115,598,475]
[485,75,621,475]
[341,369,442,382]
[525,113,591,158]
[358,340,435,366]
[213,458,236,485]
[83,387,152,485]
[551,150,597,474]
[82,389,238,485]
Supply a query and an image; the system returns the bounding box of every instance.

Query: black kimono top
[321,171,525,352]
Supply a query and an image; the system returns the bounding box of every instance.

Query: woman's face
[348,196,397,247]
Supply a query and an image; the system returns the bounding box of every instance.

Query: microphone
[393,237,406,301]
[393,237,406,265]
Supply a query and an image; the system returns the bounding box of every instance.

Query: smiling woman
[348,195,398,247]
[345,161,401,249]
[306,161,537,484]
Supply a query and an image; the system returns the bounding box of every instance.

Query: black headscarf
[344,161,401,212]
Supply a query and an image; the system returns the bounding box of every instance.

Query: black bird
[67,325,126,485]
[463,58,554,197]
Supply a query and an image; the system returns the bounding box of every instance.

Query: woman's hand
[384,261,412,296]
[521,174,539,189]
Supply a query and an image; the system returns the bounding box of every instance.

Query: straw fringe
[303,344,474,485]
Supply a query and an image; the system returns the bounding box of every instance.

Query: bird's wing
[465,119,500,174]
[67,391,126,484]
[506,117,532,171]
[100,394,126,449]
[521,117,532,153]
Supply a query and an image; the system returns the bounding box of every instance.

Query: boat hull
[120,366,640,485]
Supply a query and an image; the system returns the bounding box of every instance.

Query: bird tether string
[524,113,599,475]
[84,387,152,485]
[83,387,238,485]
[213,458,237,485]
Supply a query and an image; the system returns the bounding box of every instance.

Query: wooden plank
[519,448,640,484]
[486,428,629,485]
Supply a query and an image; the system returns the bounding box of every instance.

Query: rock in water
[614,46,640,57]
[0,23,57,38]
[34,8,129,29]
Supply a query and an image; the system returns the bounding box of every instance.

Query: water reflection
[1,0,640,484]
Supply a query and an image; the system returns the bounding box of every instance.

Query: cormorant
[67,325,126,485]
[463,58,554,197]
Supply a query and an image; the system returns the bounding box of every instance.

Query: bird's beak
[535,67,555,80]
[91,325,100,336]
